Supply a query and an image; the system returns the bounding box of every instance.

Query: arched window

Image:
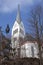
[20,28,24,35]
[13,29,18,35]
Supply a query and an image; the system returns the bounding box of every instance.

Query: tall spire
[16,4,21,24]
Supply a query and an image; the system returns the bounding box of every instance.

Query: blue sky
[0,0,42,36]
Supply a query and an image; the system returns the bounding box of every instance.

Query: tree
[5,24,10,34]
[0,27,2,50]
[28,5,43,65]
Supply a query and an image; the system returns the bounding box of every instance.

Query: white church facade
[11,5,39,59]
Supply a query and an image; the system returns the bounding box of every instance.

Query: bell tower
[11,5,25,58]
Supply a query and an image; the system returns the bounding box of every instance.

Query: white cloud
[0,0,42,13]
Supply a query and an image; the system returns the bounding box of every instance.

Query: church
[11,5,41,59]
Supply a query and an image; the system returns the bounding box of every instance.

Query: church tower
[11,5,25,57]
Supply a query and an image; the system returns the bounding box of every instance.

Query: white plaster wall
[20,42,39,58]
[11,20,25,48]
[11,21,25,38]
[11,21,19,36]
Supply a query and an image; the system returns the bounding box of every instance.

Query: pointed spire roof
[16,5,21,24]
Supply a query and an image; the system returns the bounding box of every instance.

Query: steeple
[16,5,21,24]
[11,5,25,58]
[11,5,25,49]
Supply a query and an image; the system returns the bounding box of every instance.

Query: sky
[0,0,43,37]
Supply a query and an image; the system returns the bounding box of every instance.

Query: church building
[11,5,39,59]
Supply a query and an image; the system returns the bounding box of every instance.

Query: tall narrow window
[20,28,24,35]
[31,46,34,57]
[13,29,18,35]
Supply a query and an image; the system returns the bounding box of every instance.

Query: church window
[13,29,18,35]
[31,46,34,57]
[20,29,24,35]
